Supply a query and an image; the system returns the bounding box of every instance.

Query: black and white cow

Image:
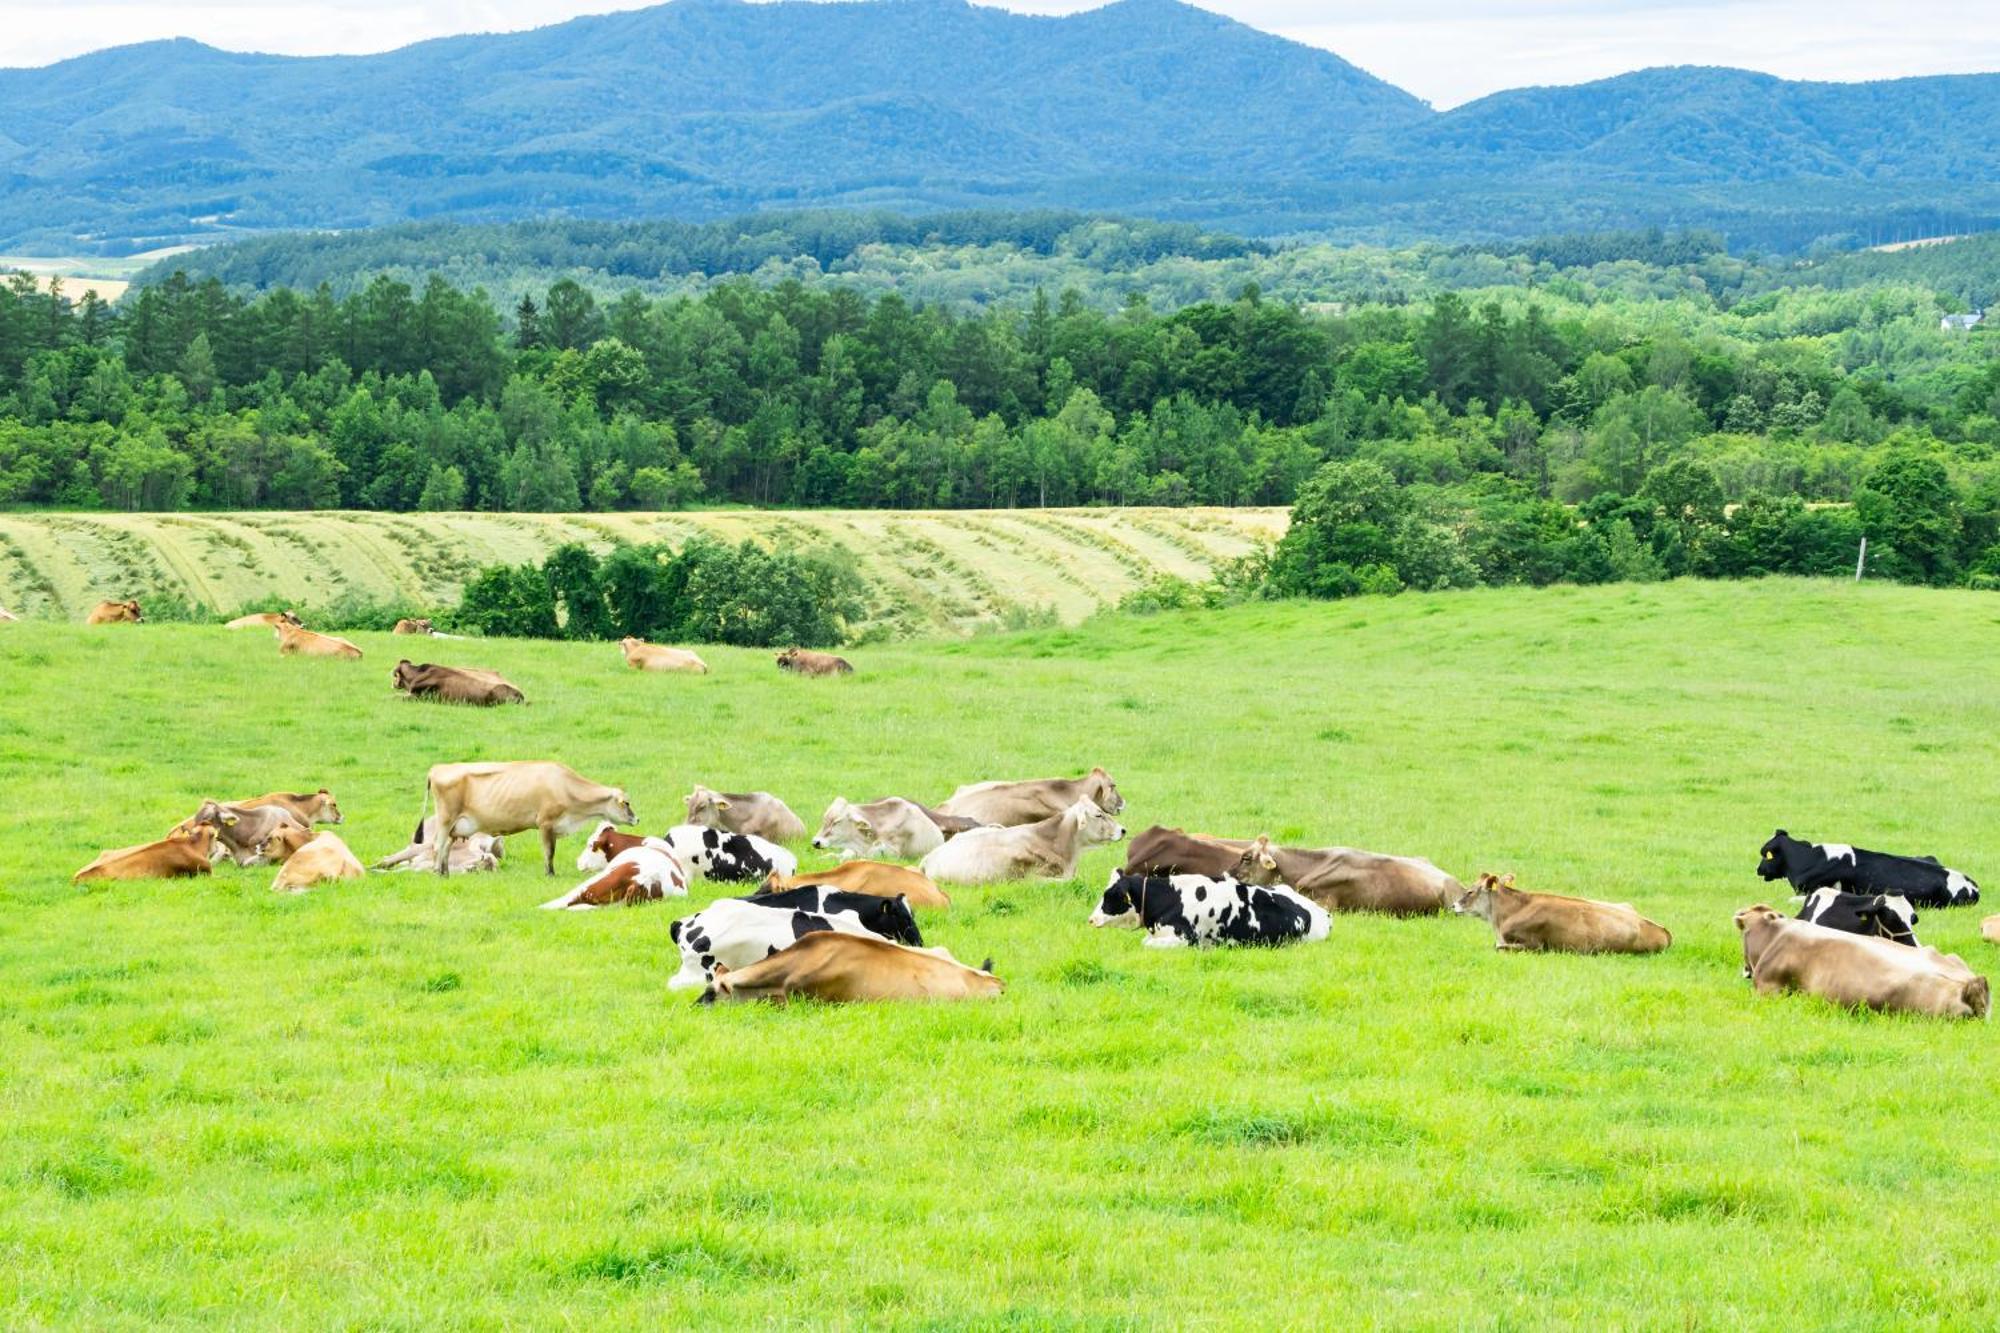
[667,887,922,990]
[663,823,799,883]
[1087,870,1330,948]
[1758,830,1979,908]
[1796,888,1920,947]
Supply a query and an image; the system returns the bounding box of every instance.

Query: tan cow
[421,760,636,875]
[1984,914,2000,945]
[372,816,504,874]
[761,860,951,909]
[86,599,142,624]
[276,622,362,659]
[812,797,947,861]
[1232,835,1460,916]
[73,826,217,882]
[225,610,302,630]
[272,833,365,893]
[701,931,1003,1005]
[261,824,315,863]
[1452,873,1670,954]
[235,788,343,826]
[393,618,435,635]
[392,660,525,705]
[1736,904,1989,1018]
[684,784,806,843]
[620,637,709,673]
[938,767,1124,827]
[918,798,1126,886]
[775,647,853,677]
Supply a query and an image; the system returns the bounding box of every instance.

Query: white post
[1855,535,1867,581]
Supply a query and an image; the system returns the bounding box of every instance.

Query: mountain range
[2,0,1997,254]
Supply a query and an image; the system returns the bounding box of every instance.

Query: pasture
[1,577,1997,1326]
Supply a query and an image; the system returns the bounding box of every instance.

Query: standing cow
[420,761,635,875]
[1759,830,1979,908]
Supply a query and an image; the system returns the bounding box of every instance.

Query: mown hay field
[0,508,1287,635]
[2,577,1998,1326]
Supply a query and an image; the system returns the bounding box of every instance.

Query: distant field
[1,247,190,302]
[0,508,1287,635]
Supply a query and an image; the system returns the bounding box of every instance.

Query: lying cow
[1089,869,1329,948]
[775,647,853,677]
[542,845,689,910]
[1797,889,1919,948]
[236,788,343,826]
[1452,873,1671,954]
[179,799,310,866]
[683,784,806,843]
[812,797,949,860]
[919,798,1126,886]
[938,767,1124,827]
[271,832,364,893]
[667,886,922,990]
[393,618,435,635]
[1232,835,1459,917]
[73,825,218,882]
[620,637,708,673]
[225,610,302,630]
[1759,830,1979,908]
[575,822,675,872]
[276,621,362,659]
[373,815,504,874]
[762,860,951,908]
[420,760,635,875]
[86,599,142,624]
[261,824,314,863]
[1736,904,1988,1018]
[662,823,798,882]
[701,933,1003,1006]
[392,660,525,706]
[1122,825,1245,878]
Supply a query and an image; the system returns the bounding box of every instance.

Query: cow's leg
[1142,930,1188,949]
[433,799,454,876]
[540,822,557,875]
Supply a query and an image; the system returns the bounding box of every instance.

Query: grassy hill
[0,508,1287,637]
[1,578,1997,1323]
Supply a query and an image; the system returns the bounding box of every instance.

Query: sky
[1,0,1995,107]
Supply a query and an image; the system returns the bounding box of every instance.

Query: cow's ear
[852,817,872,836]
[712,962,732,978]
[1774,829,1787,838]
[715,797,731,810]
[1499,872,1516,887]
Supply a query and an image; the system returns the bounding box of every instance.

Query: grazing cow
[700,933,1003,1006]
[86,599,142,624]
[775,647,854,677]
[1758,830,1979,908]
[1231,835,1460,917]
[1735,904,1988,1018]
[1089,869,1330,948]
[683,784,806,843]
[812,797,947,861]
[619,637,708,673]
[225,610,302,630]
[542,845,690,910]
[275,621,362,659]
[919,798,1126,886]
[73,826,218,882]
[939,768,1125,827]
[236,788,343,826]
[667,886,922,990]
[373,815,504,874]
[179,799,310,867]
[393,618,435,635]
[761,860,951,908]
[1452,873,1671,954]
[1122,825,1247,878]
[391,659,525,706]
[1796,889,1920,948]
[420,760,635,875]
[661,823,798,882]
[271,833,364,893]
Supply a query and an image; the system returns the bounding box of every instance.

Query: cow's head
[392,659,421,691]
[619,636,642,654]
[775,648,799,669]
[1452,873,1513,921]
[261,824,312,863]
[1084,766,1125,814]
[191,800,240,831]
[314,788,343,825]
[1230,835,1281,886]
[865,895,924,946]
[1757,830,1797,881]
[278,609,302,627]
[604,790,637,827]
[1859,894,1919,946]
[813,798,870,853]
[1068,798,1126,850]
[684,785,728,828]
[575,821,618,871]
[1089,869,1145,929]
[123,600,143,622]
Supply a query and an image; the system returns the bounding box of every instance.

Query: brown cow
[1122,825,1245,878]
[271,833,364,893]
[1736,904,1989,1018]
[73,826,217,882]
[225,610,302,630]
[86,599,142,624]
[1452,873,1670,954]
[1232,835,1460,916]
[620,637,709,673]
[276,622,362,659]
[393,618,435,635]
[700,931,1003,1005]
[761,861,951,909]
[939,768,1125,827]
[261,824,314,863]
[235,788,343,826]
[392,660,525,705]
[421,760,635,875]
[775,647,853,677]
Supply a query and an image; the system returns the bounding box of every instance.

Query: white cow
[919,799,1126,887]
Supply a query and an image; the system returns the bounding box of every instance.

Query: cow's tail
[412,775,434,845]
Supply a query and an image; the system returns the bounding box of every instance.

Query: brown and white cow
[393,618,435,635]
[235,788,343,826]
[775,647,853,677]
[177,799,311,866]
[73,825,218,882]
[542,845,690,910]
[938,768,1124,827]
[86,599,142,624]
[1736,904,1989,1018]
[276,622,362,659]
[1452,872,1670,954]
[1232,835,1460,917]
[271,833,365,893]
[700,932,1002,1005]
[392,660,525,706]
[683,784,806,843]
[918,798,1126,886]
[812,797,949,861]
[421,760,635,875]
[761,860,951,909]
[373,816,504,874]
[225,610,302,630]
[620,637,709,674]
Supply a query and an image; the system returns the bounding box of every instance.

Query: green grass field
[3,577,1997,1327]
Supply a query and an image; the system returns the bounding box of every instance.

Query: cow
[1758,830,1979,908]
[938,768,1124,827]
[393,618,435,635]
[661,823,798,882]
[419,760,636,875]
[178,799,310,867]
[683,784,806,843]
[225,610,302,630]
[619,637,708,674]
[1985,915,2000,946]
[775,647,853,677]
[275,621,362,659]
[1796,889,1920,948]
[1735,904,1989,1018]
[271,833,364,893]
[812,797,947,861]
[700,933,1003,1006]
[73,825,217,882]
[542,845,690,910]
[1231,835,1460,917]
[918,798,1126,887]
[392,660,525,706]
[1122,825,1247,879]
[574,822,675,871]
[85,600,142,624]
[235,788,343,826]
[261,824,314,863]
[1452,873,1671,954]
[761,860,951,909]
[1088,869,1330,948]
[373,816,504,874]
[667,886,922,991]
